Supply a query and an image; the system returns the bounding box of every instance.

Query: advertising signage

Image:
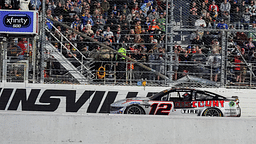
[0,10,38,35]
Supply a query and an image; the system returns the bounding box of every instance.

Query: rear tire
[202,108,223,117]
[124,105,145,114]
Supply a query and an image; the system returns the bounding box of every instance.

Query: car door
[169,90,200,115]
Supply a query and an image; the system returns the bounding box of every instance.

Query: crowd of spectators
[2,0,256,84]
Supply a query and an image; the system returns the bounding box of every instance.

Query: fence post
[221,30,226,87]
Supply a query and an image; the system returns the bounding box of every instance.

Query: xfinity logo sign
[3,14,31,28]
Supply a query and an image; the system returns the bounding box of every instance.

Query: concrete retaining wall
[0,112,255,144]
[0,83,255,117]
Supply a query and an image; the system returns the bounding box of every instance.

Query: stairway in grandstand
[44,22,95,84]
[44,42,94,84]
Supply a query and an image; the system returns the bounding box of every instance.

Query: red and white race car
[110,88,241,117]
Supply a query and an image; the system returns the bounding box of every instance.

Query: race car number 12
[149,103,172,115]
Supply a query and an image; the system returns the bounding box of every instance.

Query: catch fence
[1,0,256,88]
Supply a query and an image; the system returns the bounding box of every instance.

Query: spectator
[135,20,142,34]
[148,19,160,39]
[121,3,130,16]
[82,23,94,37]
[148,9,159,22]
[94,2,103,16]
[192,35,204,47]
[71,16,82,31]
[190,1,199,15]
[249,21,256,42]
[107,12,117,30]
[17,38,28,60]
[207,55,221,81]
[114,26,123,44]
[190,10,199,27]
[211,39,221,55]
[54,2,66,16]
[209,0,219,12]
[234,54,242,82]
[245,37,255,62]
[129,0,138,10]
[220,0,231,16]
[204,12,213,27]
[203,31,214,49]
[94,29,104,42]
[30,0,41,10]
[243,7,251,29]
[240,1,246,13]
[141,1,153,17]
[249,1,256,23]
[103,26,114,41]
[222,11,230,25]
[195,15,207,28]
[231,0,239,14]
[73,2,81,15]
[132,2,140,13]
[116,46,126,79]
[19,0,30,10]
[232,6,242,29]
[111,4,118,16]
[216,19,229,29]
[157,13,166,32]
[199,2,208,17]
[101,0,110,18]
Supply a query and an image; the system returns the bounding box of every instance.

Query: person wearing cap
[157,12,166,32]
[121,3,130,16]
[148,19,160,38]
[230,0,238,14]
[216,19,228,29]
[148,9,157,22]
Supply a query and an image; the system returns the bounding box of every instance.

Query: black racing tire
[202,108,223,117]
[124,105,145,115]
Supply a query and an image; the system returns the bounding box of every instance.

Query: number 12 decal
[149,103,172,115]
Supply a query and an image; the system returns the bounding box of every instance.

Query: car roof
[149,87,226,100]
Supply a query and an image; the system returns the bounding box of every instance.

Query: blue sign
[0,10,38,34]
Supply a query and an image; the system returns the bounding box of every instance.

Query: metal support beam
[221,31,226,87]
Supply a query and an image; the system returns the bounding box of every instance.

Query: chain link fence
[1,0,256,88]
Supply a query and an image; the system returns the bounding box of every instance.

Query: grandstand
[1,0,256,88]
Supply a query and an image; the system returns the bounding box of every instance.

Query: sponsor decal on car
[192,100,225,108]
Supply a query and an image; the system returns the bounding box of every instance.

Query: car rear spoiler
[231,96,239,100]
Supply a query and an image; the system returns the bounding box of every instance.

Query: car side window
[196,92,214,100]
[179,91,192,101]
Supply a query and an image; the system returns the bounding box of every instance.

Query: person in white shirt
[19,0,30,10]
[195,16,207,28]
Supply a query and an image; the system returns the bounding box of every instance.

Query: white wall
[0,83,255,116]
[0,112,255,144]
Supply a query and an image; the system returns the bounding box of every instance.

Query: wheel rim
[126,106,142,114]
[204,109,221,117]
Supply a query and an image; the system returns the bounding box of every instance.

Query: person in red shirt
[148,19,160,38]
[17,38,28,59]
[234,54,242,82]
